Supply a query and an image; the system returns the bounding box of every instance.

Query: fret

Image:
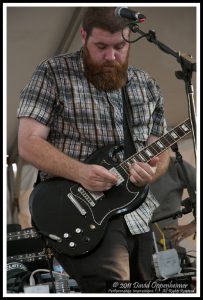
[174,125,189,137]
[149,143,161,154]
[119,165,129,176]
[144,148,154,158]
[128,157,137,165]
[163,133,176,144]
[181,122,190,132]
[160,136,172,147]
[121,162,130,173]
[174,128,185,137]
[170,130,179,140]
[135,152,149,162]
[155,140,165,150]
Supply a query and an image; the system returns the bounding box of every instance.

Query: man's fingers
[149,156,159,167]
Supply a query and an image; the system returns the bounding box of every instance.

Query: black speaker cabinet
[7,226,53,272]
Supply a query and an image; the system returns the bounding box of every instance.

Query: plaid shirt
[17,49,167,234]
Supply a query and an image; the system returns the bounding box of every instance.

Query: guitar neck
[120,119,191,173]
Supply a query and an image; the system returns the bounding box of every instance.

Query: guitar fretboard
[120,119,191,174]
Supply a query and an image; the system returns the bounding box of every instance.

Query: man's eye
[115,43,125,50]
[97,44,106,50]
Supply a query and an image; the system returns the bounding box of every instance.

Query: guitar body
[30,144,148,257]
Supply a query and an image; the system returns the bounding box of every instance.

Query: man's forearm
[18,135,83,182]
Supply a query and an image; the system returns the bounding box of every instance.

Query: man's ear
[80,28,87,46]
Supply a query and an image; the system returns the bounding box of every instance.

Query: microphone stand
[152,205,190,224]
[171,143,196,218]
[127,24,197,159]
[152,141,196,224]
[152,152,196,225]
[152,193,196,224]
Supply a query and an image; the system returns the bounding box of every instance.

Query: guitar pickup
[78,187,96,207]
[109,167,124,186]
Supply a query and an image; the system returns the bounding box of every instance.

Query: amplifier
[7,227,54,272]
[7,227,80,293]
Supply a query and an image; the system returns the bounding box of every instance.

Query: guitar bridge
[67,193,87,216]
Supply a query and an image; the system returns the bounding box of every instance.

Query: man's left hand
[129,157,159,186]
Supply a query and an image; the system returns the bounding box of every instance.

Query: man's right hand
[78,164,118,192]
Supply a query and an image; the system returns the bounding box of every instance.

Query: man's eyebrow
[95,41,126,46]
[95,42,106,45]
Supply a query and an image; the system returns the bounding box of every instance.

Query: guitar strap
[121,86,137,160]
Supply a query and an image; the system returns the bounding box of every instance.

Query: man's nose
[104,48,116,61]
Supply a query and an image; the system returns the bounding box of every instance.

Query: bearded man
[17,7,169,293]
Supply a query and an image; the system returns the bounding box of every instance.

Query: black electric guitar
[30,119,191,256]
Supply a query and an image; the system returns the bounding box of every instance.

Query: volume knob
[63,233,70,239]
[69,242,76,248]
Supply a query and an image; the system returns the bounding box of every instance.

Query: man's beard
[82,45,129,92]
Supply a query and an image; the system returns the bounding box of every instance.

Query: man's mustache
[94,62,122,74]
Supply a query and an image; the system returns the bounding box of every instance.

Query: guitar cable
[41,236,56,293]
[30,219,58,292]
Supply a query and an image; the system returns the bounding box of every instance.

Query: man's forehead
[90,27,130,42]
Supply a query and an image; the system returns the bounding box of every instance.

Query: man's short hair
[82,7,129,39]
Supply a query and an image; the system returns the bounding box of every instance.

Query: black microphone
[115,7,146,23]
